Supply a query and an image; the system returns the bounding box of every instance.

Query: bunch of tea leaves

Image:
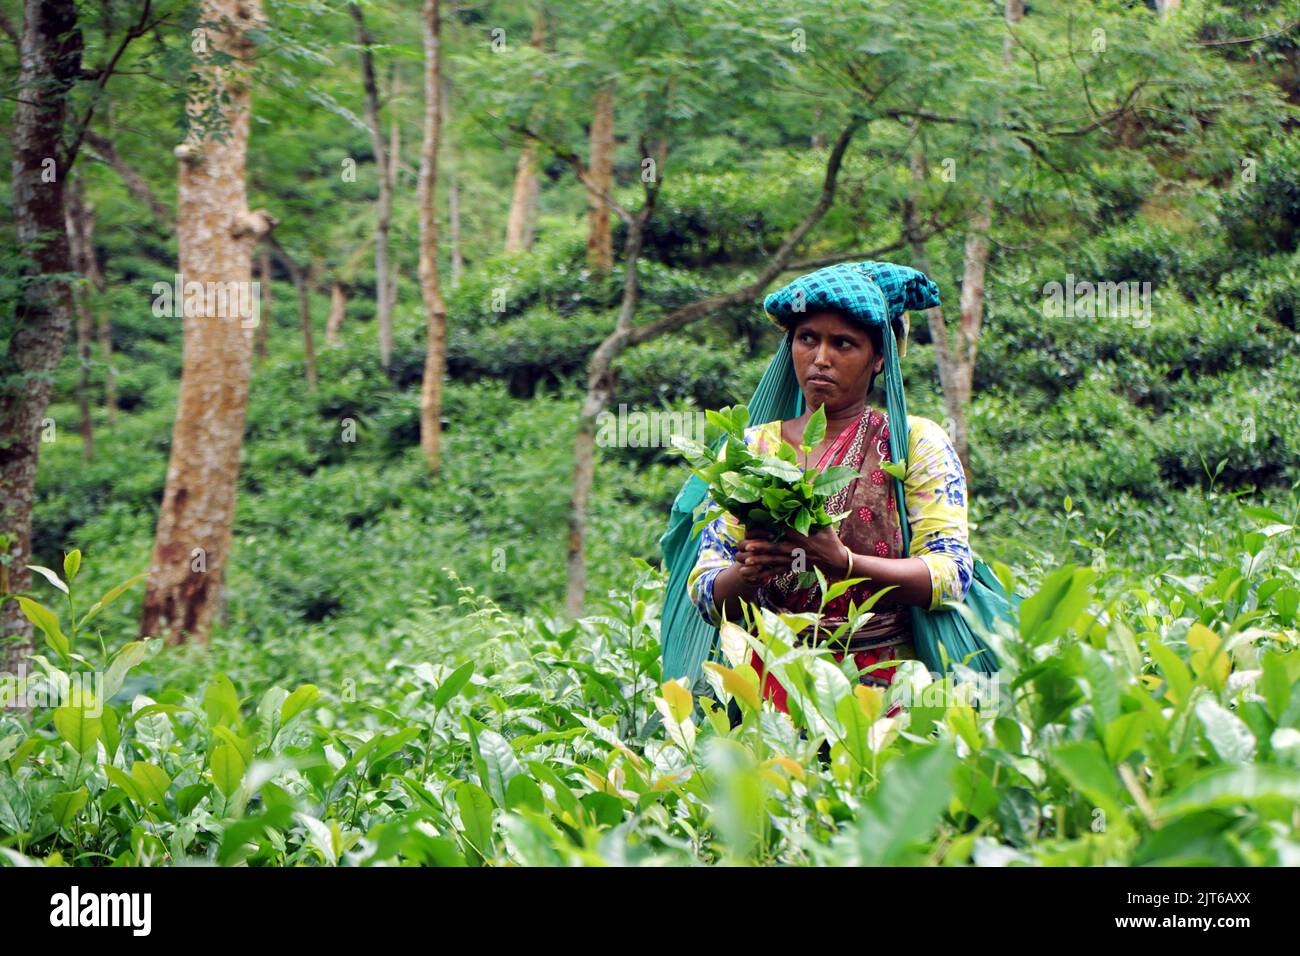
[671,403,859,539]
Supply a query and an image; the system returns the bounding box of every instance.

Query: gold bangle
[842,546,854,580]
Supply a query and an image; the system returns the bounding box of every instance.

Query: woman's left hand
[768,525,851,577]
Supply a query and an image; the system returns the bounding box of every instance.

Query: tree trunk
[904,148,969,475]
[267,239,316,388]
[443,76,463,288]
[140,0,271,646]
[388,64,401,312]
[504,146,538,254]
[351,2,394,370]
[503,5,546,254]
[67,175,116,429]
[298,259,318,389]
[326,280,348,345]
[418,0,448,471]
[99,304,117,426]
[954,202,991,461]
[66,178,96,461]
[449,167,463,288]
[255,244,271,363]
[586,83,615,272]
[565,205,650,615]
[2,0,82,668]
[938,0,1021,477]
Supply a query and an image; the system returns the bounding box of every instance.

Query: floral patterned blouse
[687,414,973,627]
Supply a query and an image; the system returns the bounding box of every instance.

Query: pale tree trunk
[388,64,401,311]
[503,4,545,253]
[65,176,96,461]
[326,280,348,345]
[937,0,1021,477]
[351,2,394,370]
[3,0,82,668]
[443,76,463,287]
[267,238,317,389]
[99,300,117,425]
[449,168,463,288]
[562,122,864,614]
[140,0,272,645]
[1156,0,1180,15]
[418,0,448,471]
[904,149,969,476]
[72,179,117,427]
[298,259,318,389]
[586,82,615,273]
[504,148,538,253]
[255,244,271,363]
[954,203,991,437]
[565,192,653,615]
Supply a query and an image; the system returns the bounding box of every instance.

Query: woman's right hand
[734,528,788,588]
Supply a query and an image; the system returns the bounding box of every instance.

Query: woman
[684,261,972,714]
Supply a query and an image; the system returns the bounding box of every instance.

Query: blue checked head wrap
[762,260,940,357]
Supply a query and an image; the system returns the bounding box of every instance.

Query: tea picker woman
[670,261,976,718]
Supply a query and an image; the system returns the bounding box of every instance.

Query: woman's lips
[807,375,835,387]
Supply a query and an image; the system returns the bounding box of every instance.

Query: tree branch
[512,121,635,224]
[620,117,867,348]
[62,0,172,173]
[0,9,19,46]
[83,128,171,226]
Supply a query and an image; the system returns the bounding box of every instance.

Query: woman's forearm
[709,562,765,625]
[846,552,933,608]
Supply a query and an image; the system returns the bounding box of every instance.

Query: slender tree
[503,3,546,253]
[418,0,448,471]
[3,0,82,667]
[585,81,615,272]
[255,244,272,363]
[326,279,348,345]
[350,2,395,370]
[140,0,272,644]
[65,176,98,460]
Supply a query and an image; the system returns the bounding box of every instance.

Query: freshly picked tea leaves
[671,403,859,539]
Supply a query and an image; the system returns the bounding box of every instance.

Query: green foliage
[1219,133,1300,257]
[672,403,861,543]
[3,503,1299,865]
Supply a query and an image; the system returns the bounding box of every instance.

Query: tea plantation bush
[3,494,1298,866]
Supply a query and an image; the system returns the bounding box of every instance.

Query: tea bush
[2,493,1297,866]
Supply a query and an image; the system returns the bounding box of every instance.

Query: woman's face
[790,310,883,411]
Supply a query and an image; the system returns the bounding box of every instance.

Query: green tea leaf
[211,742,247,798]
[813,465,858,496]
[130,761,172,807]
[280,684,320,724]
[77,572,147,629]
[803,405,827,450]
[49,787,88,829]
[16,597,68,660]
[53,705,100,755]
[433,661,474,709]
[880,460,907,481]
[26,565,68,595]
